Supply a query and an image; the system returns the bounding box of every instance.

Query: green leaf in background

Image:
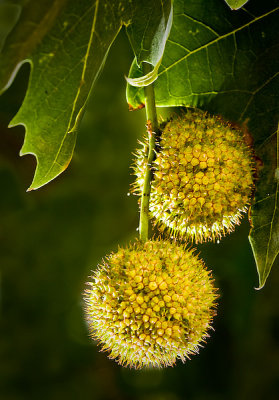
[224,0,250,10]
[0,0,172,190]
[127,0,279,287]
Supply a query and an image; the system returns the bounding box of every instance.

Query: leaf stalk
[139,63,159,242]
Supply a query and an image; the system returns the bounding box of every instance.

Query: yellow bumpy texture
[135,109,255,242]
[84,240,217,368]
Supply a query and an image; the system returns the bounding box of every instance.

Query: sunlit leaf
[0,0,172,190]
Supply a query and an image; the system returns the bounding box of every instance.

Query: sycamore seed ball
[135,109,255,243]
[84,240,217,369]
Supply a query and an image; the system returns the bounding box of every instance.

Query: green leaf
[249,126,279,289]
[224,0,249,10]
[126,0,173,67]
[127,0,279,287]
[125,0,173,88]
[0,0,172,190]
[1,0,122,190]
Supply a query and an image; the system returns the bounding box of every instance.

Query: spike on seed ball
[84,240,217,369]
[133,109,255,243]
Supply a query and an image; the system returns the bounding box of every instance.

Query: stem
[139,63,159,242]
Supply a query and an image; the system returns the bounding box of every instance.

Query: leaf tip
[255,273,268,290]
[254,283,265,291]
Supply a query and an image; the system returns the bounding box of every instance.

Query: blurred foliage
[1,29,279,400]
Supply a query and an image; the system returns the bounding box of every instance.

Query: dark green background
[1,29,279,400]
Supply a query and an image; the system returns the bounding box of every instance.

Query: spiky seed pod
[134,109,255,243]
[84,240,217,368]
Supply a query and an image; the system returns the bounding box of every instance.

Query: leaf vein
[177,13,220,37]
[158,6,279,77]
[43,0,100,179]
[264,181,278,278]
[262,125,279,279]
[168,39,190,53]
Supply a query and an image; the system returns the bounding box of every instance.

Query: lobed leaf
[0,0,172,190]
[127,0,279,287]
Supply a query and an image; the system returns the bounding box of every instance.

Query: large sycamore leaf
[0,0,172,190]
[127,0,279,287]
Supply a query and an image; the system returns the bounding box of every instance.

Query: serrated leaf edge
[10,0,104,190]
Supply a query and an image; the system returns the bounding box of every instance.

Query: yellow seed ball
[134,109,255,243]
[84,240,218,369]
